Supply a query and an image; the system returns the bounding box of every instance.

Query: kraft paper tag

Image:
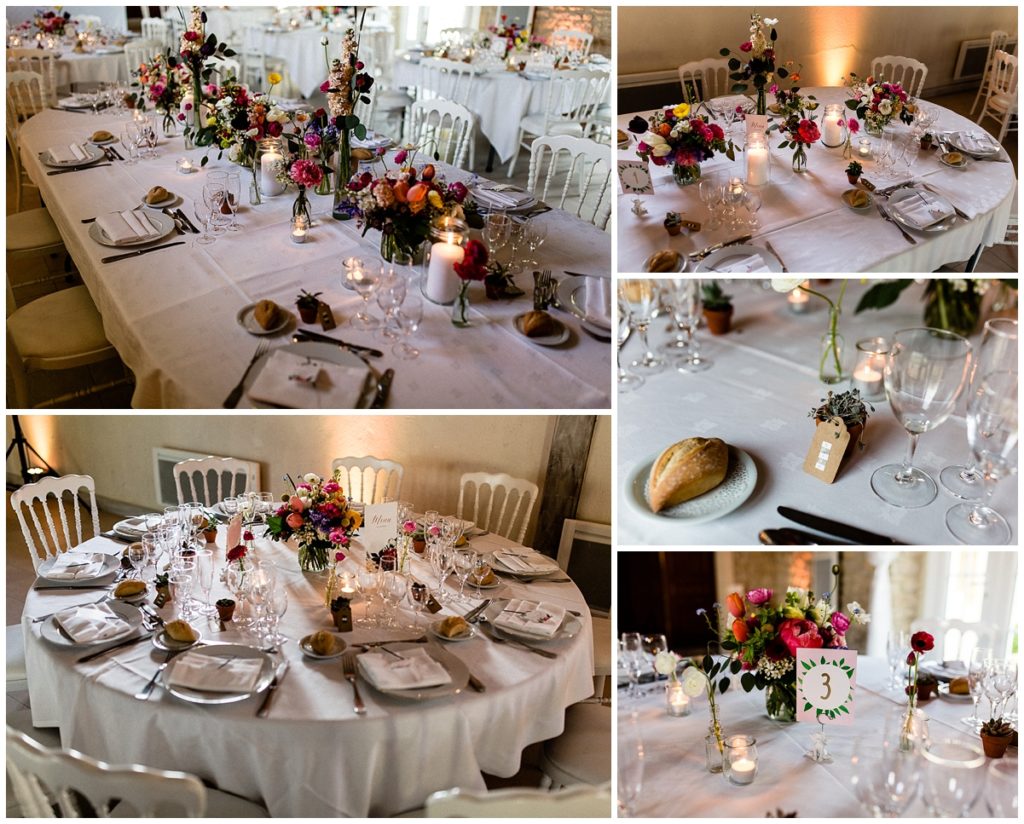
[680,219,701,231]
[803,417,849,484]
[317,301,336,331]
[154,591,168,609]
[425,595,443,614]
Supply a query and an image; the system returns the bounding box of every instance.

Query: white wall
[5,5,128,31]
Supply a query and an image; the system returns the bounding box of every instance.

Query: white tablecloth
[617,88,1016,273]
[23,530,594,817]
[259,25,391,98]
[619,656,1011,817]
[18,109,611,409]
[618,280,1019,545]
[57,50,129,87]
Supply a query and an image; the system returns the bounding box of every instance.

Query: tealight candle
[729,757,757,785]
[851,336,889,400]
[338,572,357,596]
[291,226,307,244]
[425,216,467,304]
[857,139,872,158]
[787,283,810,314]
[665,681,691,717]
[725,735,758,786]
[176,157,195,174]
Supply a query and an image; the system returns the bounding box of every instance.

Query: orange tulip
[657,123,672,137]
[732,618,749,643]
[407,183,428,204]
[726,592,745,619]
[392,181,409,203]
[421,163,436,181]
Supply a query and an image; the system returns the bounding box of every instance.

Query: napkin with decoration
[46,552,107,580]
[247,349,368,409]
[891,190,954,229]
[96,210,162,245]
[167,652,264,692]
[712,253,769,273]
[494,550,555,573]
[358,648,452,690]
[55,603,129,643]
[48,144,88,163]
[956,131,999,154]
[493,598,565,639]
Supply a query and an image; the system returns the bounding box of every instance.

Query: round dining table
[51,47,130,87]
[619,655,1013,817]
[21,527,595,817]
[617,88,1016,273]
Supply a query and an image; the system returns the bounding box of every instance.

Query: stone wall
[532,6,612,57]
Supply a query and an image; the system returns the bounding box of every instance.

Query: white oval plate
[152,627,203,652]
[887,188,957,233]
[357,642,469,700]
[841,189,873,212]
[236,302,295,336]
[947,130,1000,157]
[626,444,758,525]
[41,142,106,167]
[87,211,176,248]
[244,341,374,409]
[937,683,972,702]
[160,643,275,705]
[87,136,118,146]
[299,632,348,660]
[112,516,149,538]
[643,249,689,273]
[41,600,144,647]
[557,275,613,333]
[514,313,569,346]
[37,552,121,583]
[939,153,969,170]
[695,244,782,274]
[111,584,149,603]
[429,620,477,642]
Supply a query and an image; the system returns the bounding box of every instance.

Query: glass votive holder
[665,681,691,717]
[745,131,770,187]
[724,735,758,785]
[704,733,724,773]
[851,336,889,400]
[291,215,309,244]
[176,157,196,175]
[787,281,811,314]
[857,138,872,159]
[341,256,363,290]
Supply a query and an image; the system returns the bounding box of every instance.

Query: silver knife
[476,621,558,659]
[174,208,200,234]
[47,163,111,176]
[873,201,916,245]
[689,235,752,260]
[101,241,186,264]
[77,629,159,663]
[370,369,394,409]
[464,599,492,623]
[294,328,383,357]
[759,527,853,546]
[256,660,290,717]
[777,506,905,545]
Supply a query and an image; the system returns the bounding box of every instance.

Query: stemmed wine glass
[621,631,644,699]
[408,579,429,629]
[886,630,909,690]
[870,328,972,508]
[661,279,711,372]
[120,122,138,165]
[698,173,724,231]
[484,212,512,258]
[393,294,423,359]
[522,221,548,268]
[348,262,381,330]
[194,198,217,246]
[962,647,992,731]
[941,319,1018,500]
[945,370,1017,544]
[617,295,644,392]
[849,738,921,817]
[618,279,665,375]
[194,548,215,616]
[264,584,289,648]
[374,267,407,341]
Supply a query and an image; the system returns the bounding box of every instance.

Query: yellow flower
[206,116,216,126]
[347,510,362,529]
[672,102,690,118]
[427,190,443,209]
[267,71,282,86]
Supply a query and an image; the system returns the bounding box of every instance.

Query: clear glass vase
[451,281,471,327]
[765,682,797,722]
[819,330,846,385]
[791,146,808,174]
[672,162,702,186]
[705,729,724,773]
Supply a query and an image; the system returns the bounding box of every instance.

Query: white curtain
[866,551,896,658]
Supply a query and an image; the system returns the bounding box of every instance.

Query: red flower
[732,618,749,643]
[725,592,745,619]
[739,41,753,52]
[796,120,820,144]
[226,545,247,562]
[910,631,934,653]
[708,123,724,141]
[454,240,489,281]
[779,618,823,656]
[183,30,199,42]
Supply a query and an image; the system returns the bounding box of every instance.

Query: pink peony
[402,519,417,534]
[323,481,340,494]
[778,618,823,656]
[328,529,346,544]
[830,611,851,634]
[394,149,408,164]
[286,512,303,529]
[746,587,773,605]
[289,158,324,188]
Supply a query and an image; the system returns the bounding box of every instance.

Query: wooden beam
[533,415,597,558]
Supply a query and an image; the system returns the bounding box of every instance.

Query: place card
[360,501,398,553]
[618,160,654,195]
[746,114,768,138]
[802,417,849,485]
[796,648,856,725]
[317,301,337,331]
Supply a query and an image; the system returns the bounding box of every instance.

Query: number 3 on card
[796,648,856,725]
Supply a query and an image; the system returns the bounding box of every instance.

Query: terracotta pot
[915,681,938,701]
[847,174,861,185]
[297,303,319,324]
[920,135,933,150]
[202,528,218,543]
[412,538,426,554]
[981,732,1012,758]
[216,601,235,622]
[703,307,733,335]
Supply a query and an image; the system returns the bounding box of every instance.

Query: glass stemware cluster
[344,256,424,358]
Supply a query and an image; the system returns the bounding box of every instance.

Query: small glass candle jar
[724,735,758,785]
[851,336,889,400]
[422,215,468,305]
[704,733,724,774]
[745,131,770,187]
[821,104,845,148]
[665,681,691,716]
[176,157,196,175]
[857,138,872,159]
[787,281,811,314]
[291,215,309,244]
[255,137,286,198]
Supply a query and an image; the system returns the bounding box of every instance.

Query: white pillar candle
[746,145,769,186]
[260,150,285,197]
[729,757,757,785]
[425,239,464,304]
[822,114,842,147]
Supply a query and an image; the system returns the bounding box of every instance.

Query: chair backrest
[457,471,538,544]
[330,456,404,504]
[550,29,594,56]
[871,55,928,98]
[677,57,731,104]
[6,70,47,123]
[426,784,611,817]
[528,133,612,230]
[988,30,1011,65]
[11,475,101,571]
[990,49,1019,97]
[173,456,260,507]
[241,25,268,91]
[124,38,164,79]
[214,56,242,83]
[909,618,1000,664]
[410,97,473,168]
[361,28,395,84]
[6,726,207,817]
[431,58,479,107]
[141,17,172,49]
[536,71,599,133]
[6,49,58,106]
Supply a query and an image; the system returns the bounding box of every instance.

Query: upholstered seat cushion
[7,208,63,252]
[541,702,611,786]
[988,93,1015,113]
[521,114,583,138]
[8,286,111,364]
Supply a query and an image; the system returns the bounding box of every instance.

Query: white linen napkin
[493,598,565,639]
[712,253,769,273]
[358,648,452,690]
[891,190,954,229]
[96,210,160,245]
[957,131,998,154]
[55,603,129,643]
[48,144,87,163]
[46,552,106,580]
[494,550,556,573]
[352,131,390,149]
[584,278,611,329]
[247,349,368,409]
[473,187,533,208]
[167,652,264,693]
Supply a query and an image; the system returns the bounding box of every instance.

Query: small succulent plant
[701,280,733,312]
[809,389,873,429]
[296,289,323,309]
[330,595,351,612]
[981,717,1013,737]
[216,598,235,608]
[845,161,863,177]
[154,572,169,588]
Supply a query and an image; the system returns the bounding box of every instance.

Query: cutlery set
[759,506,906,545]
[689,235,752,261]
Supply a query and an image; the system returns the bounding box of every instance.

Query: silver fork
[223,340,270,408]
[342,653,366,714]
[874,201,917,245]
[135,650,174,700]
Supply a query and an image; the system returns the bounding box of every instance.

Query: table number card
[746,113,768,138]
[618,160,654,195]
[797,648,856,725]
[360,501,398,553]
[803,417,849,484]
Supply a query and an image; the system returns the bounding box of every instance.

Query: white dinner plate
[244,341,375,409]
[429,619,477,642]
[299,632,348,660]
[695,244,783,274]
[514,313,570,346]
[887,187,957,233]
[152,627,203,652]
[87,211,176,248]
[920,660,967,682]
[160,643,275,705]
[236,303,295,336]
[556,276,612,334]
[357,642,469,700]
[491,551,561,579]
[113,516,149,538]
[41,601,144,647]
[471,186,537,213]
[946,130,1001,157]
[626,444,758,526]
[37,552,121,583]
[483,600,582,642]
[93,46,124,54]
[937,683,972,702]
[41,142,106,168]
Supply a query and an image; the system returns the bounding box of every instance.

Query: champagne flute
[662,279,710,372]
[618,279,665,374]
[870,328,972,508]
[393,294,423,359]
[523,220,548,268]
[194,548,215,616]
[224,172,242,231]
[374,268,407,342]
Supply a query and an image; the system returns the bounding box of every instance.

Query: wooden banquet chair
[123,38,165,79]
[330,456,405,504]
[527,134,612,231]
[6,49,59,108]
[550,29,594,57]
[910,618,1000,664]
[10,474,101,572]
[7,72,47,212]
[976,49,1018,143]
[870,55,928,98]
[970,30,1011,116]
[173,456,260,507]
[425,784,611,818]
[409,98,474,169]
[6,727,270,817]
[456,472,538,544]
[677,57,731,105]
[240,25,286,93]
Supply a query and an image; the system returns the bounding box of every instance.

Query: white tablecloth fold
[493,598,565,639]
[167,652,264,693]
[358,648,452,690]
[55,603,127,643]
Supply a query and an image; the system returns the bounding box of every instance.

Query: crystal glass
[886,630,909,690]
[348,261,381,329]
[264,584,288,647]
[962,647,993,730]
[618,712,645,817]
[698,172,725,231]
[203,182,230,234]
[921,739,986,817]
[194,548,215,616]
[661,279,710,372]
[375,268,407,341]
[704,732,724,773]
[168,570,194,620]
[621,631,644,699]
[392,294,423,359]
[642,633,668,658]
[985,759,1018,817]
[723,735,758,785]
[945,370,1017,544]
[193,198,216,246]
[120,122,138,165]
[141,532,160,579]
[408,579,429,629]
[126,542,146,578]
[870,328,972,508]
[616,295,644,392]
[984,658,1017,718]
[850,738,921,817]
[619,279,665,374]
[484,212,512,257]
[522,221,548,268]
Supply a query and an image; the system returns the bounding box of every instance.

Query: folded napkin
[358,648,452,690]
[473,187,533,209]
[712,253,769,273]
[55,603,129,643]
[48,144,88,163]
[167,652,264,693]
[957,131,998,154]
[921,660,968,681]
[96,210,161,245]
[493,598,566,639]
[247,349,368,409]
[584,278,611,329]
[46,552,106,580]
[494,550,556,573]
[892,190,954,229]
[352,131,391,149]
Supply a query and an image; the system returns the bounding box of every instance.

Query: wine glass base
[618,371,645,392]
[676,357,711,373]
[658,339,689,354]
[351,313,379,330]
[945,503,1011,545]
[870,464,938,508]
[393,342,420,360]
[938,465,984,501]
[630,357,666,374]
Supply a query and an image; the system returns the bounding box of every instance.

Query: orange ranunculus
[421,163,436,181]
[732,618,749,643]
[407,183,428,203]
[726,592,745,618]
[657,123,672,137]
[408,197,426,214]
[392,181,409,203]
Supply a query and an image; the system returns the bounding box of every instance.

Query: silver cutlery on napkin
[223,339,270,409]
[475,619,558,659]
[919,183,969,221]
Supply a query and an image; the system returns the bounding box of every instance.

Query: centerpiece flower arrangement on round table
[266,471,363,572]
[133,51,189,135]
[768,87,821,173]
[844,73,915,136]
[627,103,736,186]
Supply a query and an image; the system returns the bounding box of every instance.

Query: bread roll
[308,630,336,656]
[114,580,146,597]
[522,310,556,338]
[944,151,963,165]
[253,299,281,330]
[647,437,729,513]
[350,148,374,161]
[165,620,198,643]
[91,130,113,142]
[145,186,169,205]
[472,568,496,586]
[646,250,680,273]
[438,616,470,638]
[949,676,970,695]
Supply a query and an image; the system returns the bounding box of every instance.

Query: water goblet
[120,122,138,165]
[616,296,644,392]
[921,739,986,817]
[193,199,217,246]
[348,261,381,329]
[168,570,194,621]
[408,579,430,629]
[484,212,512,257]
[698,174,725,231]
[264,585,289,647]
[619,279,665,375]
[375,269,407,341]
[962,647,993,730]
[127,542,146,579]
[523,220,548,268]
[393,294,423,359]
[621,631,644,699]
[203,183,229,235]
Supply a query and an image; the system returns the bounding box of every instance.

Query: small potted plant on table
[701,280,733,335]
[296,289,323,324]
[845,161,863,185]
[216,598,236,622]
[809,389,872,467]
[980,717,1013,758]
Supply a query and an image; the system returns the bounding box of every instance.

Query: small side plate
[140,193,181,210]
[429,620,477,642]
[152,627,203,652]
[299,632,348,660]
[514,313,570,346]
[237,303,295,336]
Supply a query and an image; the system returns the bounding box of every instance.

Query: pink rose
[830,611,851,634]
[739,41,753,52]
[328,529,345,544]
[323,481,340,494]
[320,80,330,92]
[428,524,441,537]
[394,149,408,164]
[289,496,305,512]
[334,551,346,562]
[403,519,417,534]
[746,588,773,605]
[286,512,303,529]
[778,618,823,657]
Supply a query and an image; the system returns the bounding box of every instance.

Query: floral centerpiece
[626,103,735,186]
[285,158,324,224]
[266,471,363,572]
[177,6,237,155]
[768,87,820,173]
[773,279,849,383]
[706,572,870,723]
[486,16,529,56]
[844,73,914,136]
[719,14,788,115]
[134,50,187,135]
[33,9,74,38]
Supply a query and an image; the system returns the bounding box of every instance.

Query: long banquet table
[22,529,596,817]
[617,280,1019,545]
[617,88,1016,273]
[18,109,611,409]
[619,656,1012,817]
